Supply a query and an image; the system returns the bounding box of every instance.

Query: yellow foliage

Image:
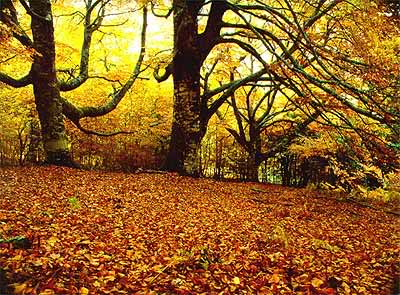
[289,134,338,159]
[12,282,28,294]
[356,187,400,203]
[384,172,400,192]
[39,290,55,295]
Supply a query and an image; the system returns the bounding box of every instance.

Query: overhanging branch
[62,6,149,135]
[154,63,172,82]
[0,72,32,87]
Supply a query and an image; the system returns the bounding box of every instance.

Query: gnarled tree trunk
[30,0,74,166]
[163,0,205,176]
[246,152,263,182]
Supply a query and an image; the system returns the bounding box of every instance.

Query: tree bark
[245,120,263,181]
[163,0,205,176]
[29,0,74,166]
[246,148,263,182]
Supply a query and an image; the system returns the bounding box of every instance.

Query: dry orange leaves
[0,166,398,294]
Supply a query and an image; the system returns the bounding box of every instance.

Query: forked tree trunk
[164,0,205,176]
[30,0,74,166]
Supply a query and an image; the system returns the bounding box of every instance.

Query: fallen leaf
[13,282,28,294]
[39,289,55,295]
[47,236,58,247]
[232,276,240,285]
[271,273,280,284]
[0,166,398,294]
[320,288,336,295]
[311,277,324,288]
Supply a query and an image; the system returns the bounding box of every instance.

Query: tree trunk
[244,125,263,181]
[164,0,205,176]
[245,143,263,182]
[30,0,74,166]
[246,153,260,182]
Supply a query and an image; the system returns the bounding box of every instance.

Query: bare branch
[0,72,32,88]
[154,63,173,82]
[71,120,136,137]
[0,54,17,64]
[62,6,149,135]
[151,2,173,18]
[59,0,108,91]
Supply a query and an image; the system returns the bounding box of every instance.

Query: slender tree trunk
[30,0,74,166]
[164,0,205,176]
[214,136,223,179]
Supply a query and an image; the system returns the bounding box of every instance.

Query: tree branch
[0,0,34,47]
[203,68,270,121]
[20,0,52,22]
[59,0,107,91]
[62,6,148,134]
[151,2,173,18]
[0,72,32,88]
[154,63,173,82]
[70,119,136,137]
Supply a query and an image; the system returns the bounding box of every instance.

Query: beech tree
[152,0,352,176]
[0,0,148,166]
[1,0,398,176]
[153,0,400,177]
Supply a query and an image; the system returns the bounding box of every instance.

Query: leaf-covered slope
[0,166,398,295]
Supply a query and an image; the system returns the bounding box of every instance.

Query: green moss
[44,136,70,152]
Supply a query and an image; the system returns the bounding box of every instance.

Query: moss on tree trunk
[30,0,74,167]
[164,0,205,176]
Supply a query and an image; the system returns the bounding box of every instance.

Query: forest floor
[0,166,398,295]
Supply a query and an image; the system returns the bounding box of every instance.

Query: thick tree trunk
[30,0,74,166]
[246,153,261,182]
[244,126,263,181]
[164,0,205,176]
[245,145,263,182]
[167,65,205,176]
[166,112,203,176]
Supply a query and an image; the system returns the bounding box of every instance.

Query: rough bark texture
[29,0,74,166]
[163,0,228,176]
[164,0,205,176]
[246,134,263,182]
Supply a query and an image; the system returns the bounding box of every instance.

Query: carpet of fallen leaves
[0,166,398,295]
